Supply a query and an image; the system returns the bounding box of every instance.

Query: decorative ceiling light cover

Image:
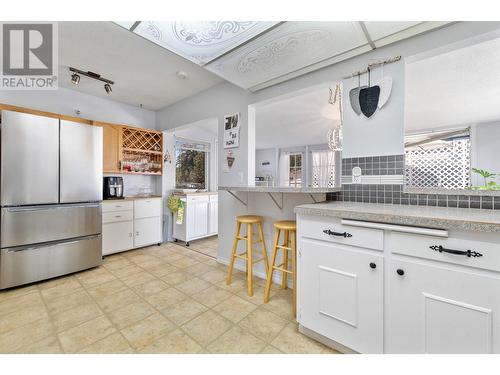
[205,22,369,90]
[132,21,279,65]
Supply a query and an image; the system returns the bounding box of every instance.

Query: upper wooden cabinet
[93,121,122,173]
[94,122,163,176]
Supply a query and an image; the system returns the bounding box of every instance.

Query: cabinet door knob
[396,269,405,276]
[369,262,376,269]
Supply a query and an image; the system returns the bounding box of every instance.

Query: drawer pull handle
[323,229,352,238]
[430,245,483,258]
[369,262,377,269]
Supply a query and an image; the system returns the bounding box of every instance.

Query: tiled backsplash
[342,155,404,176]
[327,184,500,209]
[326,154,500,210]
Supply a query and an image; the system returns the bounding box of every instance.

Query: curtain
[312,150,335,187]
[279,152,290,187]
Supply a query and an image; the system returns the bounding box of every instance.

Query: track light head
[71,73,80,85]
[104,83,112,94]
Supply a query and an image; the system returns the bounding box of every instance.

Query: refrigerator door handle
[5,234,101,253]
[6,203,101,212]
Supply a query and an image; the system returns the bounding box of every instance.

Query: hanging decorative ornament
[327,83,343,151]
[328,126,343,151]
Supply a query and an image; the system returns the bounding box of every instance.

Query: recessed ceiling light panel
[132,21,280,65]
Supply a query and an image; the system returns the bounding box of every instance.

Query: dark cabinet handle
[396,269,405,276]
[430,245,483,258]
[323,229,352,238]
[369,262,376,269]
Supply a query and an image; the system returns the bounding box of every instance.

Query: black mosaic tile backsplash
[328,153,500,210]
[342,155,404,176]
[326,185,500,210]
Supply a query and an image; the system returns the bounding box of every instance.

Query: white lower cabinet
[102,198,162,256]
[297,214,500,354]
[173,193,218,245]
[134,216,162,248]
[386,258,500,354]
[102,221,134,256]
[299,238,383,353]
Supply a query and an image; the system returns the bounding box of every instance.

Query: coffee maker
[103,176,124,199]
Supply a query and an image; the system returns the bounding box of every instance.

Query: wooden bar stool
[226,215,269,296]
[264,220,297,316]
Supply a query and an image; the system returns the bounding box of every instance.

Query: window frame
[174,137,210,191]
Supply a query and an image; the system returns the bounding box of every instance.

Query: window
[311,150,337,188]
[288,153,302,187]
[405,129,470,189]
[175,139,210,190]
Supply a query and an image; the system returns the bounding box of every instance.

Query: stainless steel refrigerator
[0,110,103,289]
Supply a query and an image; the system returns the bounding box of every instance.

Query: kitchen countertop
[294,201,500,233]
[104,195,162,202]
[404,186,500,196]
[175,191,218,196]
[219,186,340,194]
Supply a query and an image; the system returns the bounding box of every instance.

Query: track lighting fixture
[69,67,114,94]
[71,73,80,85]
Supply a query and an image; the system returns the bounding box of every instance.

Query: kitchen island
[294,201,500,354]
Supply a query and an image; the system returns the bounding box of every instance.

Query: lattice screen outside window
[405,138,471,189]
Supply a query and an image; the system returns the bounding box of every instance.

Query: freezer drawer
[60,120,103,203]
[1,203,102,248]
[1,110,60,206]
[0,235,102,289]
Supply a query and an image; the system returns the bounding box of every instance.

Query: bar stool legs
[264,220,297,317]
[226,215,269,297]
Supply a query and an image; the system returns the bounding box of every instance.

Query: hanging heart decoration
[349,73,367,116]
[359,67,380,118]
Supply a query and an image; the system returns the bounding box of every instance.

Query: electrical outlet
[352,166,362,184]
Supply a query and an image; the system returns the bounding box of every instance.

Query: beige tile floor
[174,235,218,258]
[0,242,338,354]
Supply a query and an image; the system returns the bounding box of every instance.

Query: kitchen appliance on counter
[103,176,124,199]
[0,110,103,289]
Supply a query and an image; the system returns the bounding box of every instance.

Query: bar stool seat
[226,215,269,296]
[264,220,297,317]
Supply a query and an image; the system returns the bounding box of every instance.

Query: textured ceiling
[58,22,222,110]
[405,35,500,133]
[119,21,451,92]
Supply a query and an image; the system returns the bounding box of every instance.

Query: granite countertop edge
[294,202,500,233]
[218,186,341,193]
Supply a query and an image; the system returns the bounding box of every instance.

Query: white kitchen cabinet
[102,221,134,256]
[173,193,218,245]
[299,238,384,353]
[134,216,162,248]
[209,195,218,235]
[386,258,500,354]
[297,214,500,354]
[102,197,162,255]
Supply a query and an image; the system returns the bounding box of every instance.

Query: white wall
[0,86,156,129]
[255,148,278,182]
[342,60,404,157]
[471,121,500,186]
